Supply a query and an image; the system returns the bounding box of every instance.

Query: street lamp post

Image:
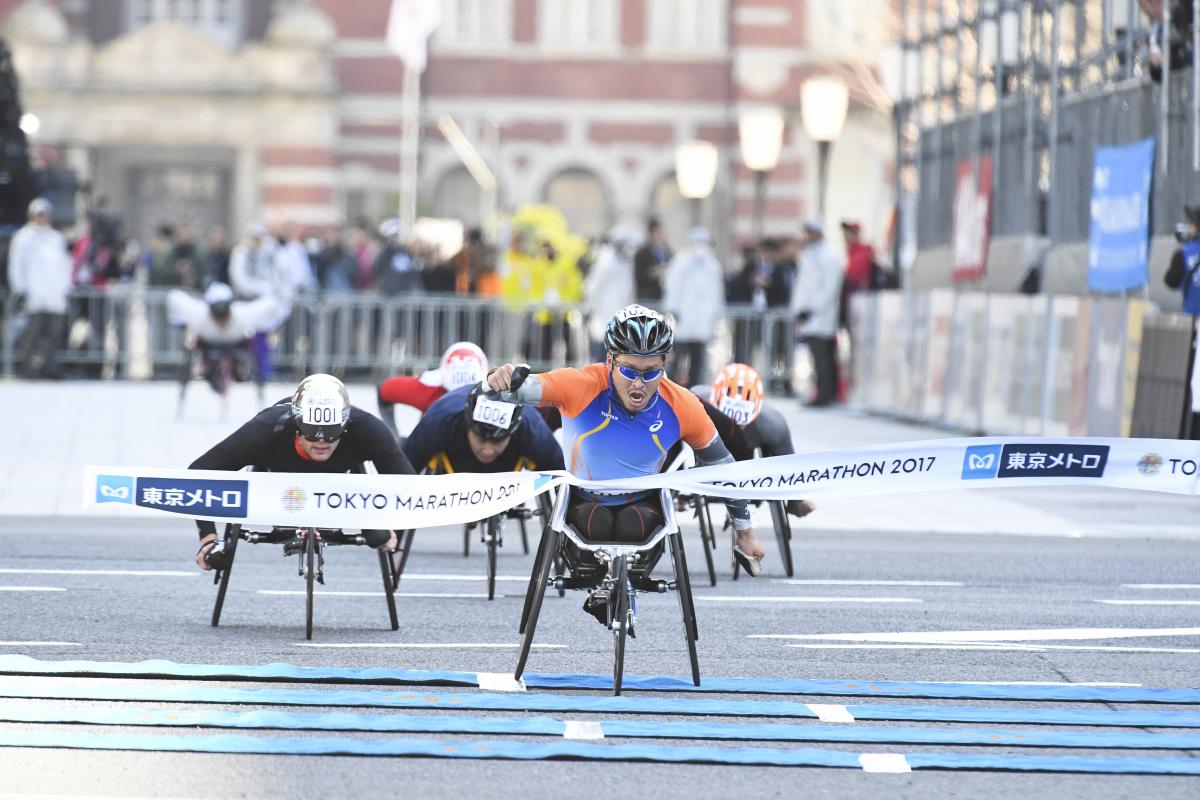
[881,39,920,276]
[801,76,848,220]
[738,107,784,241]
[675,140,719,228]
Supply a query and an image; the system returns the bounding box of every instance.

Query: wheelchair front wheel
[304,529,316,641]
[611,556,630,697]
[485,515,500,601]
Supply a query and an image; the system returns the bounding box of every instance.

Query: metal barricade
[1129,313,1195,439]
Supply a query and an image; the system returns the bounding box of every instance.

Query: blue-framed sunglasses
[613,363,665,383]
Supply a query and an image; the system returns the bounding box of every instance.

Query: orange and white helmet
[710,363,764,426]
[437,341,489,392]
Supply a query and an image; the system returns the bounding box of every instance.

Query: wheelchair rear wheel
[515,530,560,681]
[379,547,399,631]
[210,523,241,627]
[769,500,794,577]
[694,497,717,587]
[669,531,701,685]
[304,529,316,641]
[391,529,416,591]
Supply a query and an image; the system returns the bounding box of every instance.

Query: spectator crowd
[2,195,892,405]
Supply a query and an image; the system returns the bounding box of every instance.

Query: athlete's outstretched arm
[486,363,543,404]
[693,434,753,532]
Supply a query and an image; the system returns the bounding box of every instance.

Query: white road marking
[0,569,194,577]
[0,587,64,592]
[1121,584,1200,590]
[391,573,528,582]
[784,643,1200,654]
[859,753,911,773]
[258,590,506,599]
[0,641,79,647]
[751,627,1200,642]
[695,596,923,604]
[477,672,527,692]
[807,704,855,723]
[1097,600,1200,606]
[771,579,962,587]
[562,721,605,740]
[293,642,566,649]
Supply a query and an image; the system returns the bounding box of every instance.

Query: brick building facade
[3,0,894,252]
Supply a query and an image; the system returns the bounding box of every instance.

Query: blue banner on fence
[1088,138,1155,293]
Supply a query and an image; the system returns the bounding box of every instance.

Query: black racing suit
[189,400,416,540]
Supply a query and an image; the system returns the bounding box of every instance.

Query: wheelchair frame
[209,524,400,640]
[515,487,700,696]
[176,337,263,419]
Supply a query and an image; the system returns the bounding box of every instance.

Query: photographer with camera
[1163,205,1200,314]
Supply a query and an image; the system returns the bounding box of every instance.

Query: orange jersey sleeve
[537,364,609,418]
[659,379,718,449]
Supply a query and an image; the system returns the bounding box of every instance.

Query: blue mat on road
[4,678,1200,729]
[1,655,1197,704]
[3,703,1199,750]
[2,729,1200,774]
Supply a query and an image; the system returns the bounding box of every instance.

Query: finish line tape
[3,703,1199,750]
[2,655,1197,704]
[83,435,1200,529]
[2,729,1200,774]
[3,678,1199,729]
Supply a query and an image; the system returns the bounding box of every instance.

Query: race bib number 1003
[718,397,756,425]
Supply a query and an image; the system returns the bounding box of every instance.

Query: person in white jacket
[168,282,281,401]
[227,223,285,380]
[581,226,637,360]
[662,227,725,385]
[790,217,844,406]
[7,198,72,379]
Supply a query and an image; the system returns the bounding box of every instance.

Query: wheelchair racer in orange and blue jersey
[486,304,765,575]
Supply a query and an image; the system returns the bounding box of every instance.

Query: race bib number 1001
[303,400,341,426]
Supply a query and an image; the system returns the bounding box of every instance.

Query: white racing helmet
[291,373,351,442]
[420,342,489,392]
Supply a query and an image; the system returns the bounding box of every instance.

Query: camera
[1174,223,1197,244]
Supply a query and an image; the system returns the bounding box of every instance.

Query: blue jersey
[538,364,718,504]
[403,385,565,475]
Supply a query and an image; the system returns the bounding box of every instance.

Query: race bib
[473,398,516,430]
[446,363,485,390]
[303,398,341,426]
[718,397,757,425]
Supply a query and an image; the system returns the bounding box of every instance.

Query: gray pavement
[0,379,1198,796]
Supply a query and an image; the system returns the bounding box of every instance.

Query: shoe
[786,499,815,519]
[732,546,762,577]
[582,590,609,626]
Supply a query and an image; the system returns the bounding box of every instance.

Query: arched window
[542,168,610,238]
[432,166,483,227]
[649,172,690,251]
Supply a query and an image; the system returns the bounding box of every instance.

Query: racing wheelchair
[515,487,700,696]
[460,492,554,601]
[207,524,401,640]
[177,337,263,419]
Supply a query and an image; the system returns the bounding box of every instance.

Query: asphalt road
[0,510,1198,798]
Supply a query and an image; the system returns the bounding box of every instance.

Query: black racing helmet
[292,373,351,442]
[465,383,524,441]
[604,304,674,357]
